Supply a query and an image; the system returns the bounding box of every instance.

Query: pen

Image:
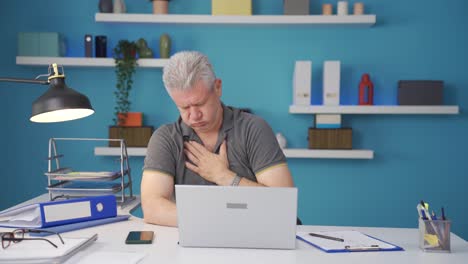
[431,210,437,220]
[309,232,344,242]
[345,245,380,251]
[441,207,446,220]
[421,200,429,210]
[416,204,423,219]
[420,201,432,221]
[417,204,428,220]
[420,209,428,220]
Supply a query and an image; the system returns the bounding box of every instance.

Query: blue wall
[1,0,467,239]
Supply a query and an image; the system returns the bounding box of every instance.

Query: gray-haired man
[141,51,294,227]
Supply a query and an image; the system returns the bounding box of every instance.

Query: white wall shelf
[289,105,460,115]
[16,56,168,68]
[95,147,373,159]
[95,13,376,26]
[95,147,147,157]
[283,149,374,159]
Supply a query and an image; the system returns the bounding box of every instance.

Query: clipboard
[297,231,404,253]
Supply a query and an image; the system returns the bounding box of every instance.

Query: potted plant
[113,39,138,126]
[109,39,153,147]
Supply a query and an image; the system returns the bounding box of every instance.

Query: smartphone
[125,231,154,244]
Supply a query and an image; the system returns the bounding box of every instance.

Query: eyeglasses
[1,229,65,249]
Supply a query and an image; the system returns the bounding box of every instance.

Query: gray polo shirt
[143,104,286,185]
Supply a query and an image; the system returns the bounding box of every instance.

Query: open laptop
[175,185,298,249]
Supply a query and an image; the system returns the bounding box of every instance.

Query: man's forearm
[238,176,265,187]
[143,197,177,227]
[216,170,265,187]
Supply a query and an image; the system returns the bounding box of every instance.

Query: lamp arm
[0,77,49,85]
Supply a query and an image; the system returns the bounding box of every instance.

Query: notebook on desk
[0,233,98,263]
[175,185,298,249]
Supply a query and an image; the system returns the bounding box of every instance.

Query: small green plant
[113,40,138,125]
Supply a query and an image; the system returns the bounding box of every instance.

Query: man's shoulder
[156,123,176,132]
[153,122,181,138]
[231,108,269,128]
[147,122,181,151]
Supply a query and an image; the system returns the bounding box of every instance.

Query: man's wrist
[231,174,242,186]
[219,171,239,186]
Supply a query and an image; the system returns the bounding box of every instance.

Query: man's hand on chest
[183,140,236,185]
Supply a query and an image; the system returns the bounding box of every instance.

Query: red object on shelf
[118,112,142,127]
[359,73,374,105]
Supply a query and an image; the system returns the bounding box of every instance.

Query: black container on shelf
[398,80,443,105]
[95,35,107,58]
[85,34,92,57]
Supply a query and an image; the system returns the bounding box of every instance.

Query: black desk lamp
[0,63,94,122]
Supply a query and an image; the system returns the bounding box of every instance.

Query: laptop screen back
[175,185,297,249]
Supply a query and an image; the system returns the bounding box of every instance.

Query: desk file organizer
[45,138,134,208]
[419,218,451,252]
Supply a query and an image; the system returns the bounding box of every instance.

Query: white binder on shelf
[293,60,312,105]
[323,60,341,105]
[315,114,342,128]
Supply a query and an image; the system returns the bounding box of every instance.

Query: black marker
[309,232,344,242]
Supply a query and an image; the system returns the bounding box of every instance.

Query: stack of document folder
[0,195,130,235]
[45,169,123,181]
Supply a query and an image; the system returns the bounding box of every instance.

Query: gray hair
[162,51,216,94]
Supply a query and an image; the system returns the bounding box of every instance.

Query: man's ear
[214,79,222,97]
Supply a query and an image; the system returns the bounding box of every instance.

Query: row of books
[293,60,342,129]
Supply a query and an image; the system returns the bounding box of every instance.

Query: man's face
[170,79,222,134]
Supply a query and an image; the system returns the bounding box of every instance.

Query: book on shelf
[315,114,341,128]
[293,60,312,106]
[323,61,341,106]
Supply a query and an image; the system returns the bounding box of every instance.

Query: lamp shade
[30,77,94,123]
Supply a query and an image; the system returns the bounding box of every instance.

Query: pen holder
[418,218,451,252]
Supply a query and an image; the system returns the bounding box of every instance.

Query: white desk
[2,195,468,264]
